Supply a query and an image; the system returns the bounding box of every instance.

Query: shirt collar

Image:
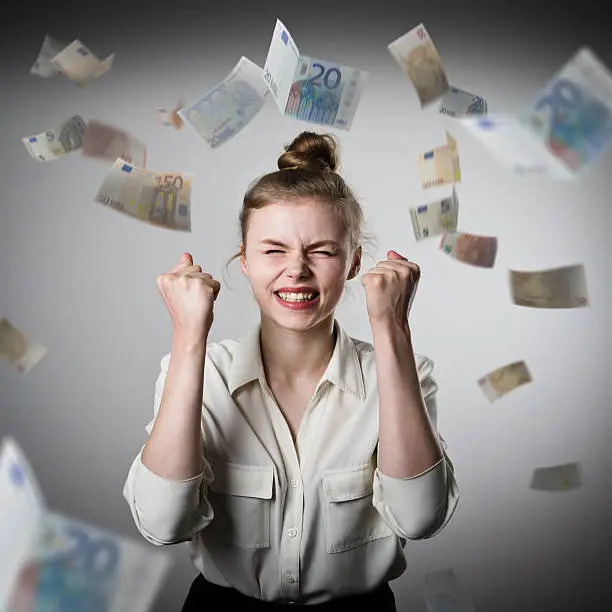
[227,319,366,401]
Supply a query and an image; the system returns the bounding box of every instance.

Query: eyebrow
[259,239,343,249]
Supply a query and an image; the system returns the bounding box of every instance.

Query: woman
[123,131,460,610]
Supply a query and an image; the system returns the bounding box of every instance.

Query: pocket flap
[323,465,374,502]
[209,459,274,499]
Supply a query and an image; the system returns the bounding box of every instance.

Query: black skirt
[181,573,397,611]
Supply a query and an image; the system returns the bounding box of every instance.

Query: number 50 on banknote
[262,19,368,130]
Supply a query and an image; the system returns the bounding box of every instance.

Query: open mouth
[274,290,320,304]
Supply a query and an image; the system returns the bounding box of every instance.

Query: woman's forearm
[372,321,443,479]
[141,332,207,480]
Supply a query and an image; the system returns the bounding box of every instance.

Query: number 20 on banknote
[263,18,368,130]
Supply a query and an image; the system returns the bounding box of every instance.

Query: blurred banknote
[423,569,476,612]
[83,120,147,168]
[94,158,192,231]
[30,34,69,78]
[460,114,576,179]
[440,231,497,268]
[157,100,184,130]
[6,511,172,612]
[519,47,612,177]
[0,438,173,612]
[0,437,45,610]
[22,115,87,162]
[418,131,461,189]
[388,23,449,108]
[410,187,459,241]
[179,57,268,148]
[50,39,115,87]
[440,86,487,118]
[530,462,582,491]
[478,360,532,402]
[509,264,589,308]
[0,318,47,375]
[263,19,367,130]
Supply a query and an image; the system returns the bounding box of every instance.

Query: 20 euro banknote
[6,511,172,612]
[263,19,367,130]
[519,46,612,176]
[179,56,269,148]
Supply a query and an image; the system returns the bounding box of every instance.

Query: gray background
[1,1,610,610]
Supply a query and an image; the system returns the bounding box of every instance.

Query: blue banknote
[284,56,367,129]
[519,47,612,175]
[263,19,367,130]
[7,512,120,611]
[179,56,269,149]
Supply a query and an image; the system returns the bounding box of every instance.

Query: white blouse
[122,319,460,604]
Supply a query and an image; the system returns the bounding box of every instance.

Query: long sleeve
[122,353,215,545]
[372,360,460,540]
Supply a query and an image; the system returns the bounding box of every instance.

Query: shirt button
[290,480,298,488]
[287,527,298,538]
[287,575,296,583]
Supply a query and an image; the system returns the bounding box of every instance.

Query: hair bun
[278,131,339,173]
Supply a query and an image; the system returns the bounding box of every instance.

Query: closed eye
[264,250,337,256]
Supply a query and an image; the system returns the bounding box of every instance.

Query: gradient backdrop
[1,1,610,610]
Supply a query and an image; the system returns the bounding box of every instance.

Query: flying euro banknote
[263,19,368,130]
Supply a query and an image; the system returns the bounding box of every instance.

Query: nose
[286,252,311,278]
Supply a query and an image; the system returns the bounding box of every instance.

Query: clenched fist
[156,253,221,341]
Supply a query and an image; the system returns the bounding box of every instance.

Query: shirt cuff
[133,456,207,531]
[373,458,448,539]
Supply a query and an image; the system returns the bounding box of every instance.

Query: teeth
[277,292,317,302]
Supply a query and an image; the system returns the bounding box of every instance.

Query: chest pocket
[207,459,274,550]
[323,463,394,553]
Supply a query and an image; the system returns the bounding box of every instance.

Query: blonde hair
[223,131,377,299]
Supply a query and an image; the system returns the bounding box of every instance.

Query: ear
[239,243,249,278]
[347,246,362,280]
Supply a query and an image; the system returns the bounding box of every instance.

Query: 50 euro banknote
[50,39,115,87]
[263,19,367,130]
[179,56,269,148]
[94,158,192,232]
[0,318,47,375]
[418,130,461,189]
[388,23,449,108]
[22,115,87,162]
[509,264,589,308]
[409,187,459,241]
[478,360,532,402]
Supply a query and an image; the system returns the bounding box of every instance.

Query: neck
[259,315,337,387]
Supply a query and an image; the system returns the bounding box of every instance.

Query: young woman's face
[240,198,361,331]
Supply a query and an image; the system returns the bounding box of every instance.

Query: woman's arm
[141,331,207,480]
[372,320,443,479]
